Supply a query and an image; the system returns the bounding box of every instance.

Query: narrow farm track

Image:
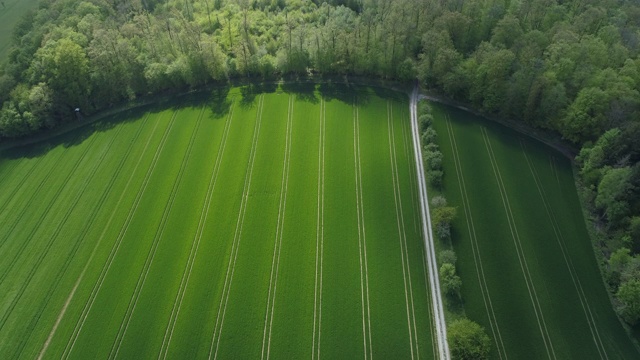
[410,87,449,360]
[158,102,236,360]
[62,112,175,359]
[520,141,608,359]
[444,118,507,360]
[481,126,557,360]
[36,114,153,360]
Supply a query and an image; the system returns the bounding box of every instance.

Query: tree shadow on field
[318,82,370,106]
[206,85,232,118]
[281,82,319,104]
[239,83,278,108]
[371,85,405,102]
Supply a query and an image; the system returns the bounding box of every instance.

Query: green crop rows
[0,85,436,359]
[429,102,639,359]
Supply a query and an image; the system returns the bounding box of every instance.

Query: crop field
[429,102,640,359]
[0,0,40,60]
[0,84,437,359]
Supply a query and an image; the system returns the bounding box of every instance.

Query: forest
[1,0,640,333]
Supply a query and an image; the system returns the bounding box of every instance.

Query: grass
[0,84,435,359]
[0,0,40,60]
[429,101,640,359]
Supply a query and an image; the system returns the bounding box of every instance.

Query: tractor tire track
[109,107,205,360]
[0,131,99,291]
[444,118,507,360]
[481,126,556,360]
[388,101,418,360]
[158,102,236,360]
[208,95,264,360]
[36,114,152,360]
[354,101,373,359]
[261,95,294,360]
[9,123,126,358]
[62,111,176,359]
[521,141,607,359]
[311,97,325,360]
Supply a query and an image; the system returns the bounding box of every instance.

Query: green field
[429,102,640,359]
[0,84,436,359]
[0,0,40,60]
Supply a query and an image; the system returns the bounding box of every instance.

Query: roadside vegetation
[418,100,491,360]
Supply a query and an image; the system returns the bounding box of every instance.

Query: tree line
[0,0,639,331]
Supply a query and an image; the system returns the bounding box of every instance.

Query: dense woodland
[1,0,640,330]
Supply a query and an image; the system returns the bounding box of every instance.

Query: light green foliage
[596,166,633,225]
[440,263,462,297]
[431,195,447,208]
[447,318,491,360]
[617,279,640,325]
[439,249,457,265]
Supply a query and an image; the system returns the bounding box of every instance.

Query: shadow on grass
[239,83,278,108]
[281,82,319,104]
[318,82,372,106]
[2,82,404,161]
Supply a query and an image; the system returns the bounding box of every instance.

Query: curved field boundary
[0,132,100,290]
[0,138,74,256]
[6,123,126,358]
[261,95,294,360]
[157,100,237,360]
[36,114,152,360]
[311,97,326,360]
[62,111,177,359]
[108,107,205,359]
[208,94,265,360]
[0,155,44,223]
[520,141,608,359]
[480,126,556,360]
[409,87,450,360]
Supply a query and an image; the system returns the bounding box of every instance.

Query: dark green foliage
[448,318,491,360]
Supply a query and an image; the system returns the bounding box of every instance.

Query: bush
[448,318,491,360]
[440,263,462,297]
[419,113,433,131]
[439,249,457,265]
[422,127,437,144]
[427,169,443,188]
[616,279,640,325]
[425,149,443,171]
[431,195,448,208]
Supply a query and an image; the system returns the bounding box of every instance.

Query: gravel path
[409,86,450,360]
